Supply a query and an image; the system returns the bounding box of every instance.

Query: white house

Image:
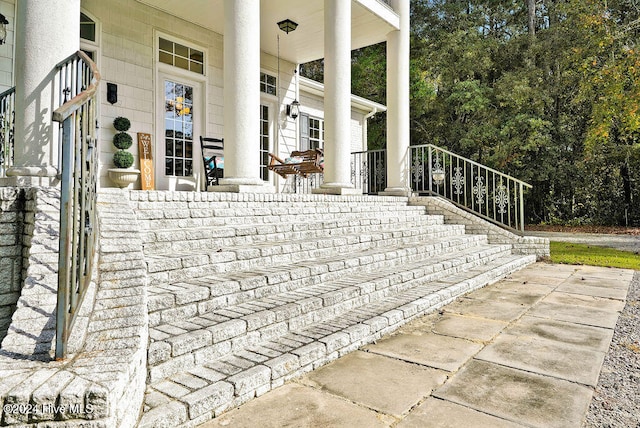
[0,0,410,195]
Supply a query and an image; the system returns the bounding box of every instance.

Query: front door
[156,76,202,190]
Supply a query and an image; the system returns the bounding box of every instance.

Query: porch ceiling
[136,0,398,64]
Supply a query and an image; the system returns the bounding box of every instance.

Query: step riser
[142,215,446,253]
[135,202,428,217]
[137,207,434,231]
[147,247,513,382]
[147,235,491,325]
[145,222,460,261]
[146,226,472,284]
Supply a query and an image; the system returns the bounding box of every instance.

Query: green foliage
[550,241,640,269]
[113,132,133,150]
[112,116,134,168]
[113,116,131,132]
[113,150,134,169]
[408,0,640,226]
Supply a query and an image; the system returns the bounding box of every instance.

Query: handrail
[53,51,101,122]
[52,51,101,360]
[415,144,532,189]
[410,144,531,233]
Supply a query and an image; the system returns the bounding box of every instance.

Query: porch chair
[268,148,324,178]
[200,136,224,187]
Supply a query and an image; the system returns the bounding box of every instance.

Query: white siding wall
[83,0,297,189]
[300,89,368,153]
[0,0,14,92]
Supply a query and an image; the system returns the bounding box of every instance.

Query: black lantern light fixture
[286,100,300,119]
[277,19,298,34]
[0,14,8,45]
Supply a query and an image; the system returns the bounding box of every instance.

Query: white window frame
[309,116,324,150]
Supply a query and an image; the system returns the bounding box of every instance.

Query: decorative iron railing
[52,51,101,359]
[284,148,387,195]
[293,172,323,194]
[351,149,386,195]
[0,87,15,178]
[410,144,531,233]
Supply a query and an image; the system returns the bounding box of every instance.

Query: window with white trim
[299,113,324,151]
[260,73,277,96]
[80,12,99,62]
[158,37,204,75]
[309,117,324,150]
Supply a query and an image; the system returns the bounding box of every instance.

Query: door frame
[153,31,208,191]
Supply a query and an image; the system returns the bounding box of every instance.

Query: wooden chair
[200,136,224,187]
[268,149,323,178]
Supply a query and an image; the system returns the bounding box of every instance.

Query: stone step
[146,242,512,383]
[137,207,437,239]
[133,198,425,219]
[146,232,488,326]
[139,253,535,428]
[141,213,445,253]
[144,222,468,285]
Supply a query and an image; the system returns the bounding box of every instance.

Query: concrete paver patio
[200,263,634,428]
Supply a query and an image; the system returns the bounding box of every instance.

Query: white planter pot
[108,168,140,188]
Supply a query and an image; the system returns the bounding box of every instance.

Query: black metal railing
[292,173,323,194]
[52,51,101,359]
[0,87,15,178]
[351,149,386,195]
[410,144,531,232]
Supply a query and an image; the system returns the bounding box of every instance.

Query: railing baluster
[54,51,100,360]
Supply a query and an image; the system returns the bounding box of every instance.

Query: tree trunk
[527,0,536,37]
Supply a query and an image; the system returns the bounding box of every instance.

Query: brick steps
[137,202,430,231]
[145,232,487,326]
[141,213,445,254]
[144,222,467,285]
[130,192,540,427]
[139,253,534,428]
[146,241,511,383]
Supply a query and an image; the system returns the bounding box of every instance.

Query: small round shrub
[113,150,134,168]
[113,132,133,150]
[113,116,131,132]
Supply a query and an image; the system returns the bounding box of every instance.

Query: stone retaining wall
[0,188,148,427]
[0,188,24,342]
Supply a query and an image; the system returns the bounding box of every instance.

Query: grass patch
[550,241,640,270]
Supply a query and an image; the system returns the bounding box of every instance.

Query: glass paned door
[164,80,194,177]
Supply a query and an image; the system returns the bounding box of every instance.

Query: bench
[268,149,323,178]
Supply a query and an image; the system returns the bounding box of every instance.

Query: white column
[314,0,360,195]
[8,0,80,185]
[218,0,271,192]
[381,0,411,196]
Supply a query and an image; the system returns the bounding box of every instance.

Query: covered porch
[0,0,410,196]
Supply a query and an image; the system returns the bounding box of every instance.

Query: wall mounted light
[286,100,300,119]
[277,19,298,34]
[107,83,118,104]
[0,14,8,45]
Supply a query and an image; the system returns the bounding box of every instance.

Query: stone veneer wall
[0,188,148,427]
[0,188,25,342]
[409,196,550,260]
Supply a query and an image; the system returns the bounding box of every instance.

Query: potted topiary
[107,116,140,188]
